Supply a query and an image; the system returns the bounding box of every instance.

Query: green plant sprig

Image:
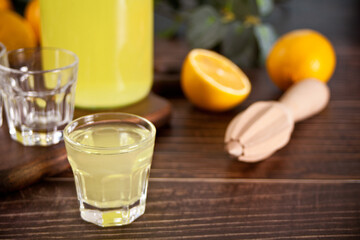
[156,0,278,67]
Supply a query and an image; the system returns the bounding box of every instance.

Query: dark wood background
[1,0,360,239]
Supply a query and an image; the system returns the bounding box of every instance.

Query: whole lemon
[25,0,41,44]
[0,0,12,10]
[266,29,336,90]
[0,10,36,51]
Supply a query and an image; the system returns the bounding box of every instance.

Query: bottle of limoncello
[40,0,153,109]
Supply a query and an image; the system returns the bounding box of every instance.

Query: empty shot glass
[0,42,8,127]
[0,47,78,146]
[63,113,156,227]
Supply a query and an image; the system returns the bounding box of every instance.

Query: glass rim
[63,112,156,152]
[0,47,79,74]
[0,42,6,58]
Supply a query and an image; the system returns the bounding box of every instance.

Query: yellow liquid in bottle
[40,0,153,109]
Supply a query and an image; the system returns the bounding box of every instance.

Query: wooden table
[1,0,359,239]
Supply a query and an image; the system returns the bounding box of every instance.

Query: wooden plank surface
[1,0,360,239]
[1,178,359,239]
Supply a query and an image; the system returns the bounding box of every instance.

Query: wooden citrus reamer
[225,79,330,162]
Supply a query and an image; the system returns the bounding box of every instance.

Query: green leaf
[253,23,277,65]
[221,21,258,68]
[232,0,274,19]
[222,21,250,57]
[186,5,225,49]
[155,14,181,38]
[231,37,258,68]
[256,0,274,16]
[232,0,258,20]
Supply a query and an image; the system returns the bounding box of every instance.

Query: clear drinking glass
[0,42,8,127]
[63,113,156,227]
[0,47,78,146]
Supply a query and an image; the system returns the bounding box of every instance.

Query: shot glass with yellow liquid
[63,113,156,227]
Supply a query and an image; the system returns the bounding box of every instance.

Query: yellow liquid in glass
[40,0,153,108]
[65,122,154,209]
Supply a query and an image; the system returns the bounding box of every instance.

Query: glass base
[9,127,63,146]
[79,199,146,227]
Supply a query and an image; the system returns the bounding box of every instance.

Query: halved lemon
[181,49,251,112]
